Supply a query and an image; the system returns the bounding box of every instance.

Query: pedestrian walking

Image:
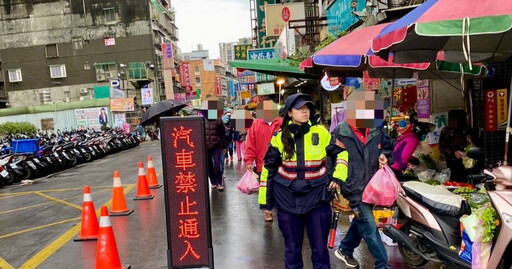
[245,100,283,221]
[225,123,234,164]
[234,130,247,162]
[329,91,394,269]
[200,105,227,191]
[259,93,341,269]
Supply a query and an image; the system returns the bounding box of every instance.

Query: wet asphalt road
[0,141,442,268]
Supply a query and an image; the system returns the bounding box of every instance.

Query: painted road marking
[0,256,14,269]
[0,189,111,216]
[33,192,83,211]
[18,183,137,269]
[0,217,82,240]
[0,185,112,197]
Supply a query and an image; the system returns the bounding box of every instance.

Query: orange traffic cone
[110,171,134,216]
[95,206,131,269]
[134,162,154,200]
[146,155,162,189]
[74,185,99,241]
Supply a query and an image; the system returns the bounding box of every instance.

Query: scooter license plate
[0,170,8,177]
[27,161,37,170]
[10,164,18,169]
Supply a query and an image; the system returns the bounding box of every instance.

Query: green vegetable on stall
[419,154,438,170]
[480,207,498,243]
[425,180,441,185]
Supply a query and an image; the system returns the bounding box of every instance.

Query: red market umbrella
[371,0,512,64]
[302,23,488,79]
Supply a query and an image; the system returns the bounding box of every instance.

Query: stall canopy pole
[503,72,512,165]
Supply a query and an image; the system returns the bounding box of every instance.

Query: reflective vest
[258,124,347,213]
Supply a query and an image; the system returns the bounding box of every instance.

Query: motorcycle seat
[403,181,471,217]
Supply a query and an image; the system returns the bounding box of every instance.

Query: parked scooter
[384,148,512,268]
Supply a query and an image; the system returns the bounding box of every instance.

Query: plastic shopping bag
[472,219,492,269]
[237,170,260,194]
[362,165,400,207]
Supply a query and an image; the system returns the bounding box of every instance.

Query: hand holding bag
[362,165,400,207]
[237,170,260,194]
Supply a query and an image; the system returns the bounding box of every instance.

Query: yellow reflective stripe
[334,151,349,182]
[259,167,269,205]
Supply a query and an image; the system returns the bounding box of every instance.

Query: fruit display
[443,181,474,188]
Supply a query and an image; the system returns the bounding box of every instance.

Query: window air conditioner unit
[105,71,117,79]
[62,97,70,102]
[96,74,107,81]
[80,88,89,94]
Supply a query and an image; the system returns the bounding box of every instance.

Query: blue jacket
[329,121,394,202]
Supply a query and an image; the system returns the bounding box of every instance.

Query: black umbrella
[140,99,186,125]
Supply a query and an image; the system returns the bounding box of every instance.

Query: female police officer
[258,93,348,269]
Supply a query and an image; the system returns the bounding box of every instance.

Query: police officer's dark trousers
[277,203,331,269]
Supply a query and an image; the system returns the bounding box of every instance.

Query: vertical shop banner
[485,90,497,132]
[234,45,253,60]
[160,117,213,269]
[417,79,431,119]
[497,89,508,130]
[216,77,222,95]
[229,80,235,100]
[257,0,277,48]
[162,43,174,69]
[141,88,154,105]
[180,63,192,92]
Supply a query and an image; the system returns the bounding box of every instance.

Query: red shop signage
[160,117,213,269]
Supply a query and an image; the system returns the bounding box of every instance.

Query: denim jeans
[339,201,390,269]
[207,148,223,186]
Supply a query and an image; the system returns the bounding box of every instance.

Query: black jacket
[328,122,394,202]
[205,119,226,149]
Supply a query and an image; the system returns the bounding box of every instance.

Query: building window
[195,77,201,85]
[41,119,54,131]
[8,69,22,83]
[104,7,116,24]
[45,44,59,58]
[194,66,200,75]
[94,62,117,81]
[49,65,67,78]
[72,37,84,50]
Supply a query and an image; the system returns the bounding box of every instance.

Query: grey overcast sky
[173,0,252,59]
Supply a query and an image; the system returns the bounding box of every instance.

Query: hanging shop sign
[179,63,193,92]
[162,43,175,70]
[416,79,431,119]
[497,89,508,130]
[248,48,276,60]
[240,91,252,99]
[265,3,305,37]
[321,73,341,91]
[234,45,253,60]
[141,88,154,105]
[110,98,135,112]
[174,93,186,102]
[257,0,277,48]
[485,90,497,132]
[363,71,380,91]
[327,0,366,36]
[160,116,213,269]
[257,83,276,95]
